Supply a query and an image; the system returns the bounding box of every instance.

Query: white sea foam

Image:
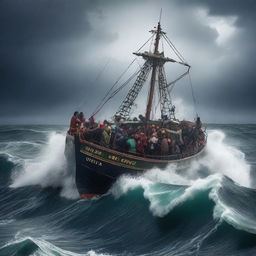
[209,186,256,234]
[9,128,251,205]
[111,164,193,199]
[194,130,251,187]
[0,141,42,161]
[111,130,255,234]
[143,165,192,186]
[0,236,111,256]
[111,129,251,217]
[10,132,79,199]
[0,219,15,225]
[145,174,222,217]
[111,173,222,217]
[0,152,23,165]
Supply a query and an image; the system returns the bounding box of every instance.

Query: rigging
[89,20,198,122]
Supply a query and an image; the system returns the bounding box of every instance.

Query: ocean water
[0,124,256,256]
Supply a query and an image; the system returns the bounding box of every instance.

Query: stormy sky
[0,0,255,124]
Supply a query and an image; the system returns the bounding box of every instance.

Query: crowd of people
[68,111,205,157]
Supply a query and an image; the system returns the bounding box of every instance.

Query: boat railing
[81,137,206,161]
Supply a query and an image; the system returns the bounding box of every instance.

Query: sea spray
[8,129,252,204]
[144,174,222,217]
[10,132,79,199]
[111,129,251,218]
[111,174,222,217]
[195,130,251,187]
[1,125,256,256]
[143,164,191,186]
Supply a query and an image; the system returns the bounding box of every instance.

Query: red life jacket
[70,116,81,129]
[136,139,145,154]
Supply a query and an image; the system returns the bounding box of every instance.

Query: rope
[91,68,141,117]
[163,34,186,63]
[95,57,111,82]
[91,34,154,117]
[150,34,154,52]
[166,68,190,91]
[91,58,137,116]
[135,34,154,53]
[162,66,173,108]
[108,69,141,99]
[76,57,111,110]
[135,58,142,69]
[161,35,165,53]
[188,71,198,117]
[163,34,187,64]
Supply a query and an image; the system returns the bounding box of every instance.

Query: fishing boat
[65,20,207,199]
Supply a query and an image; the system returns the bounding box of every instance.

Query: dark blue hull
[72,134,206,198]
[75,156,139,197]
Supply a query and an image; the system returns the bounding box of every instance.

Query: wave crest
[0,236,110,256]
[10,132,79,199]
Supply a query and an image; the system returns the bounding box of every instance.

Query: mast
[145,22,161,121]
[113,19,189,122]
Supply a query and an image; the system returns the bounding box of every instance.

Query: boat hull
[71,135,206,198]
[76,155,139,197]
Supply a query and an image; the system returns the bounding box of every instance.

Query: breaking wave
[196,130,251,187]
[10,132,79,199]
[0,237,110,256]
[1,125,256,255]
[110,129,255,235]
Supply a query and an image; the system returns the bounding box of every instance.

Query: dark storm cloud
[0,0,117,123]
[179,0,256,20]
[0,1,91,45]
[0,0,255,124]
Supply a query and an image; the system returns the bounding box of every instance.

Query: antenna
[159,8,162,23]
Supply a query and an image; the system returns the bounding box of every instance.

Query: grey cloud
[0,0,255,124]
